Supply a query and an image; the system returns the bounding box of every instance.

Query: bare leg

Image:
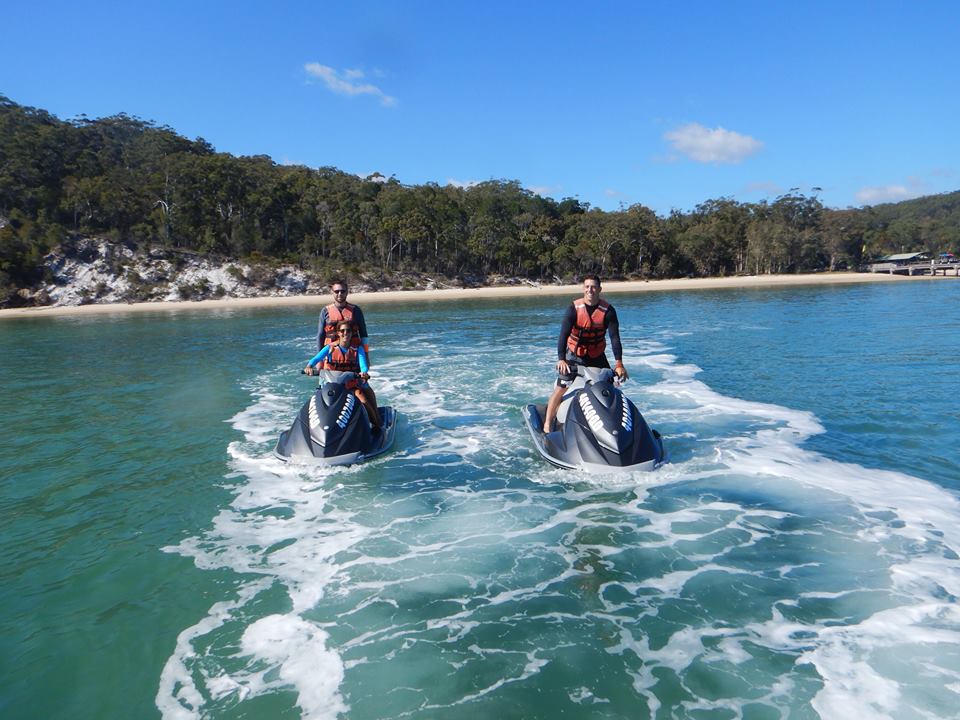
[543,384,566,433]
[363,386,381,426]
[355,387,382,428]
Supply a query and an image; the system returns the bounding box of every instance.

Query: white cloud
[446,179,558,197]
[447,178,480,189]
[664,123,763,164]
[304,63,397,107]
[855,184,918,204]
[526,184,558,197]
[744,181,781,195]
[604,188,626,198]
[856,177,928,205]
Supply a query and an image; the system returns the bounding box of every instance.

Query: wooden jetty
[866,252,960,276]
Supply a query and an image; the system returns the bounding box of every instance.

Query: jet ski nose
[277,373,398,465]
[318,383,346,409]
[588,383,618,411]
[523,367,666,472]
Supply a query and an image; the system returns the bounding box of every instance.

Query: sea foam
[157,342,960,719]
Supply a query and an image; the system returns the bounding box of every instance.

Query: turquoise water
[2,281,959,719]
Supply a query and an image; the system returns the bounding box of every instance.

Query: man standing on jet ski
[317,279,370,357]
[542,274,628,433]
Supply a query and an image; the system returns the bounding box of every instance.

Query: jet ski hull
[275,374,398,465]
[523,370,666,472]
[275,406,397,465]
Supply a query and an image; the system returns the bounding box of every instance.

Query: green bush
[225,264,245,281]
[245,265,275,289]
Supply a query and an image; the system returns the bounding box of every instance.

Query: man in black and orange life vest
[317,279,370,357]
[542,274,628,433]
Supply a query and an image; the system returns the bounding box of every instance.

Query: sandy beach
[0,271,926,320]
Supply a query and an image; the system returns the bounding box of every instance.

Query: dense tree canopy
[2,94,958,301]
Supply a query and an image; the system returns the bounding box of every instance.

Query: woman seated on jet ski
[304,321,383,431]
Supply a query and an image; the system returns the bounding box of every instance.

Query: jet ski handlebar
[573,365,626,386]
[301,369,363,381]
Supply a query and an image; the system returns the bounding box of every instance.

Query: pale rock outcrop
[38,238,325,306]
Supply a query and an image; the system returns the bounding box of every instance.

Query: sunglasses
[337,328,353,334]
[332,288,348,294]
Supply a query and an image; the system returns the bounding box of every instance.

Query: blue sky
[2,1,957,214]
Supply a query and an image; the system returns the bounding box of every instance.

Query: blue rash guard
[307,344,370,373]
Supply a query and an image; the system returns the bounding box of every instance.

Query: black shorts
[555,351,610,388]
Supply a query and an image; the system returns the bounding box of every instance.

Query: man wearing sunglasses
[317,279,370,358]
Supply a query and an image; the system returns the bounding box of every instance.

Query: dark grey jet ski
[523,366,666,472]
[275,370,397,465]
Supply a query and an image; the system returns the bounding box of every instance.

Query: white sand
[0,272,927,320]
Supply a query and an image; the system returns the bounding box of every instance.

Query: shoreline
[0,272,925,319]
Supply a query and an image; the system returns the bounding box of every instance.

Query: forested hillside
[2,95,958,304]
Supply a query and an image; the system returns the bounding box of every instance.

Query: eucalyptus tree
[621,203,664,276]
[769,191,824,272]
[820,208,866,270]
[565,210,624,277]
[463,180,529,274]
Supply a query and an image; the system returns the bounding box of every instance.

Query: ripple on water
[157,336,960,719]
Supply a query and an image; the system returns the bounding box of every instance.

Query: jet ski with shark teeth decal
[523,366,666,472]
[275,370,397,465]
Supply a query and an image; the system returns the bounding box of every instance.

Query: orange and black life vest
[323,303,360,348]
[322,344,360,373]
[566,298,610,359]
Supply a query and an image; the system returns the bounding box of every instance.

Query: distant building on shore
[865,252,932,274]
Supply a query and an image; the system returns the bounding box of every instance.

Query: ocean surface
[2,280,959,720]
